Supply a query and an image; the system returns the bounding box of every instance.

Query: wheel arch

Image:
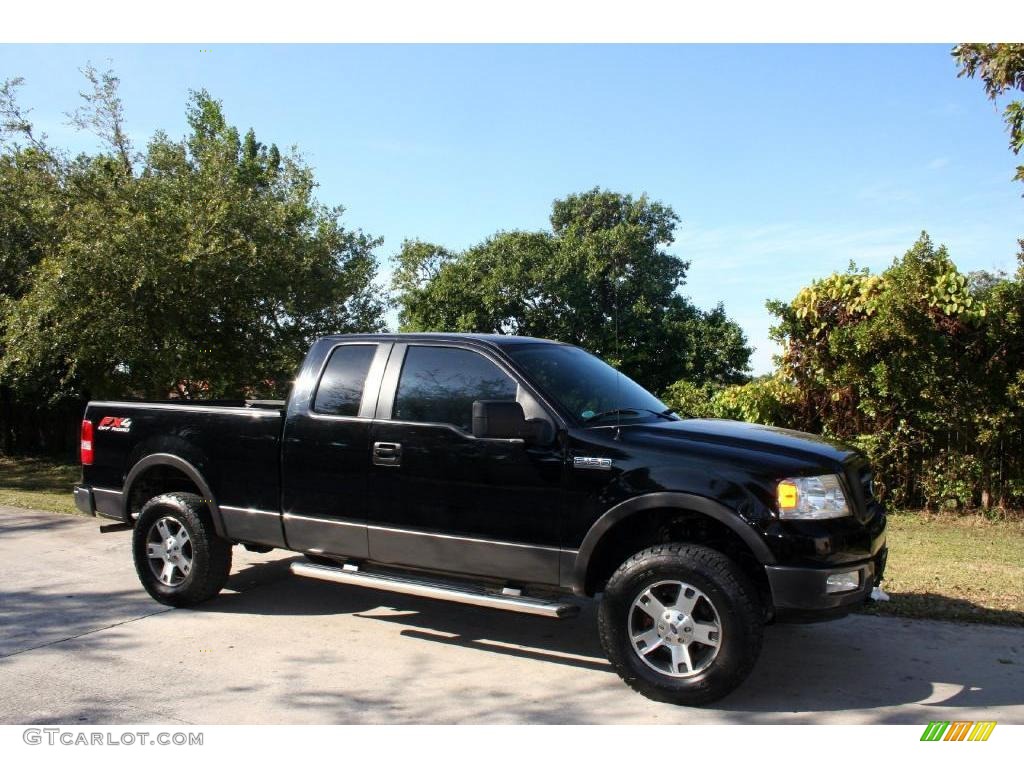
[123,454,225,537]
[572,492,776,597]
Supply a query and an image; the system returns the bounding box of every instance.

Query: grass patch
[0,455,80,515]
[858,510,1024,626]
[0,456,1021,625]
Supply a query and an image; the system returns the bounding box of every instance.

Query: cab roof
[318,332,569,350]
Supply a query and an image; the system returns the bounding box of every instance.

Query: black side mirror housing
[472,400,531,440]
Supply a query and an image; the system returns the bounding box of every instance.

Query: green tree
[953,43,1024,185]
[767,233,1024,510]
[393,188,751,393]
[0,78,63,300]
[0,70,385,403]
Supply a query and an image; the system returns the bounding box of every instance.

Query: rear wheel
[598,543,763,706]
[132,492,232,607]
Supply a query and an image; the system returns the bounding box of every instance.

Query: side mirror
[472,400,531,440]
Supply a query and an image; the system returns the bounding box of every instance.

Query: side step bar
[290,561,579,619]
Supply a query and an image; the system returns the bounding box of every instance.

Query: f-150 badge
[573,456,612,470]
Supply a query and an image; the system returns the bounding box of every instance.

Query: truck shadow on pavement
[205,555,1024,720]
[0,510,85,536]
[0,587,160,662]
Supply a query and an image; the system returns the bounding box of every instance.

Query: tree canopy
[954,43,1024,185]
[0,69,384,402]
[392,188,752,394]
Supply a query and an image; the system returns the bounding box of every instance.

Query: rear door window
[313,344,378,416]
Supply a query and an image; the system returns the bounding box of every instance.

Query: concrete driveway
[1,507,1021,724]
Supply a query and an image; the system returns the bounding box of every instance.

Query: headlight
[776,474,851,519]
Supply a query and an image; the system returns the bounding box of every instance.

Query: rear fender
[123,453,226,538]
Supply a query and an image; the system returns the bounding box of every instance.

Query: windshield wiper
[582,408,641,423]
[582,407,676,424]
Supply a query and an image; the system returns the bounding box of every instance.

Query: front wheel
[132,492,232,607]
[598,543,763,706]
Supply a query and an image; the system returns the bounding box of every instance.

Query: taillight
[80,419,94,465]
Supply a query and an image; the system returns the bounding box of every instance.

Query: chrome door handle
[372,441,402,467]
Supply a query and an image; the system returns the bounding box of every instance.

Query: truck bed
[80,399,284,526]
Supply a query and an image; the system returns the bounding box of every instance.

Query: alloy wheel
[145,516,193,587]
[628,579,723,677]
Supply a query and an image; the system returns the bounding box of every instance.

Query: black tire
[132,492,233,607]
[598,543,763,706]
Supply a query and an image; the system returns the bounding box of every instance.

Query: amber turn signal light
[777,480,798,510]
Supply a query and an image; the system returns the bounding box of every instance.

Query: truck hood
[622,418,858,468]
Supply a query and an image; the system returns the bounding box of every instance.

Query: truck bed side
[81,400,283,544]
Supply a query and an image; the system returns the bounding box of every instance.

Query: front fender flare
[570,491,776,594]
[123,453,226,538]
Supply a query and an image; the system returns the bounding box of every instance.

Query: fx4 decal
[97,416,133,433]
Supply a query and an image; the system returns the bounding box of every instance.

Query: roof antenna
[613,264,622,441]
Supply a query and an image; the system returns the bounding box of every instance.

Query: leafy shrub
[662,374,799,426]
[919,451,984,511]
[710,375,799,426]
[661,380,719,418]
[765,233,1024,511]
[665,235,1024,514]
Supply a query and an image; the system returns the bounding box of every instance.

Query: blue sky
[2,44,1021,373]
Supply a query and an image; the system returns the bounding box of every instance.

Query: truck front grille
[860,469,875,501]
[842,458,878,523]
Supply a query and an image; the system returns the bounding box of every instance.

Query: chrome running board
[290,560,579,619]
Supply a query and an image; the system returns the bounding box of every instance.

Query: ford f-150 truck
[75,333,887,705]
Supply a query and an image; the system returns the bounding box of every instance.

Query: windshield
[504,343,672,425]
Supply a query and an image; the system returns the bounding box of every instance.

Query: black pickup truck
[75,333,887,705]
